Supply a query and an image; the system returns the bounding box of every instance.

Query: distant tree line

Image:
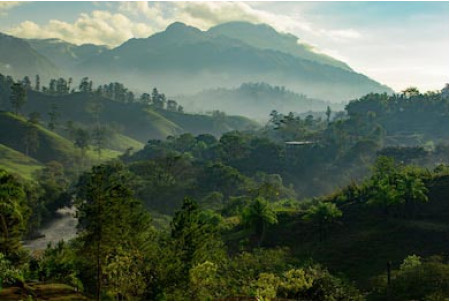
[0,73,184,113]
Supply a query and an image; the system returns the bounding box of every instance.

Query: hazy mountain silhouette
[0,33,59,79]
[27,38,108,71]
[78,22,392,101]
[1,21,392,102]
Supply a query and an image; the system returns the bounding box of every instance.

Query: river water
[23,206,79,251]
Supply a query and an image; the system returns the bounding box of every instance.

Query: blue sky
[0,1,448,92]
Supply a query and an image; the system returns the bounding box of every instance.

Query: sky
[0,1,448,92]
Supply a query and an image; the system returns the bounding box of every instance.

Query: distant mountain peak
[165,22,201,34]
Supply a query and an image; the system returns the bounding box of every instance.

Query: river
[23,206,78,251]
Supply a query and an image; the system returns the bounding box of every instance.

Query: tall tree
[242,197,278,247]
[75,162,152,300]
[74,128,90,168]
[22,76,31,90]
[303,202,342,241]
[35,74,40,91]
[326,106,332,125]
[9,83,27,115]
[23,123,39,156]
[48,103,60,130]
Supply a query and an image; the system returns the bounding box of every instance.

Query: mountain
[78,22,392,102]
[208,22,352,71]
[0,33,59,80]
[27,38,109,71]
[177,82,342,120]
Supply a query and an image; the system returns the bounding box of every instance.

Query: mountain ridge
[1,21,393,102]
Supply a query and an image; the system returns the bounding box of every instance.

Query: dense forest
[0,73,448,300]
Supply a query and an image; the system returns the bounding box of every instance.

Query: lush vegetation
[0,74,448,300]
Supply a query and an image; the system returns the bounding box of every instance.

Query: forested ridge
[0,73,448,300]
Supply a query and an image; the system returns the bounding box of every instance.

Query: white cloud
[6,9,155,46]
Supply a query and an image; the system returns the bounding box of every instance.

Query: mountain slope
[0,143,43,180]
[0,111,81,165]
[0,111,121,169]
[78,22,392,101]
[27,38,108,71]
[208,21,352,71]
[0,33,59,80]
[4,89,258,143]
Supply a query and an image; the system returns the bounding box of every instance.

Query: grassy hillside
[0,143,43,180]
[104,133,144,153]
[10,90,258,142]
[0,111,81,165]
[15,91,183,142]
[0,111,120,168]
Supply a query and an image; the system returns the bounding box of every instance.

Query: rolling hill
[0,143,43,180]
[0,111,120,176]
[6,90,258,142]
[0,111,81,165]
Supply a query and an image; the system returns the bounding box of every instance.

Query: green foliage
[104,248,147,300]
[9,82,26,115]
[366,156,429,217]
[278,268,314,299]
[0,252,23,288]
[242,197,278,246]
[370,255,449,300]
[75,161,152,299]
[38,241,83,291]
[303,202,342,241]
[254,272,281,300]
[189,261,220,300]
[0,169,29,256]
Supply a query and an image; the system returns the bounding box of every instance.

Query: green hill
[105,133,144,153]
[9,90,258,143]
[0,143,43,180]
[0,111,119,168]
[0,111,80,165]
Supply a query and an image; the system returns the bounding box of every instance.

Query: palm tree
[398,173,428,218]
[242,197,278,247]
[303,202,342,241]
